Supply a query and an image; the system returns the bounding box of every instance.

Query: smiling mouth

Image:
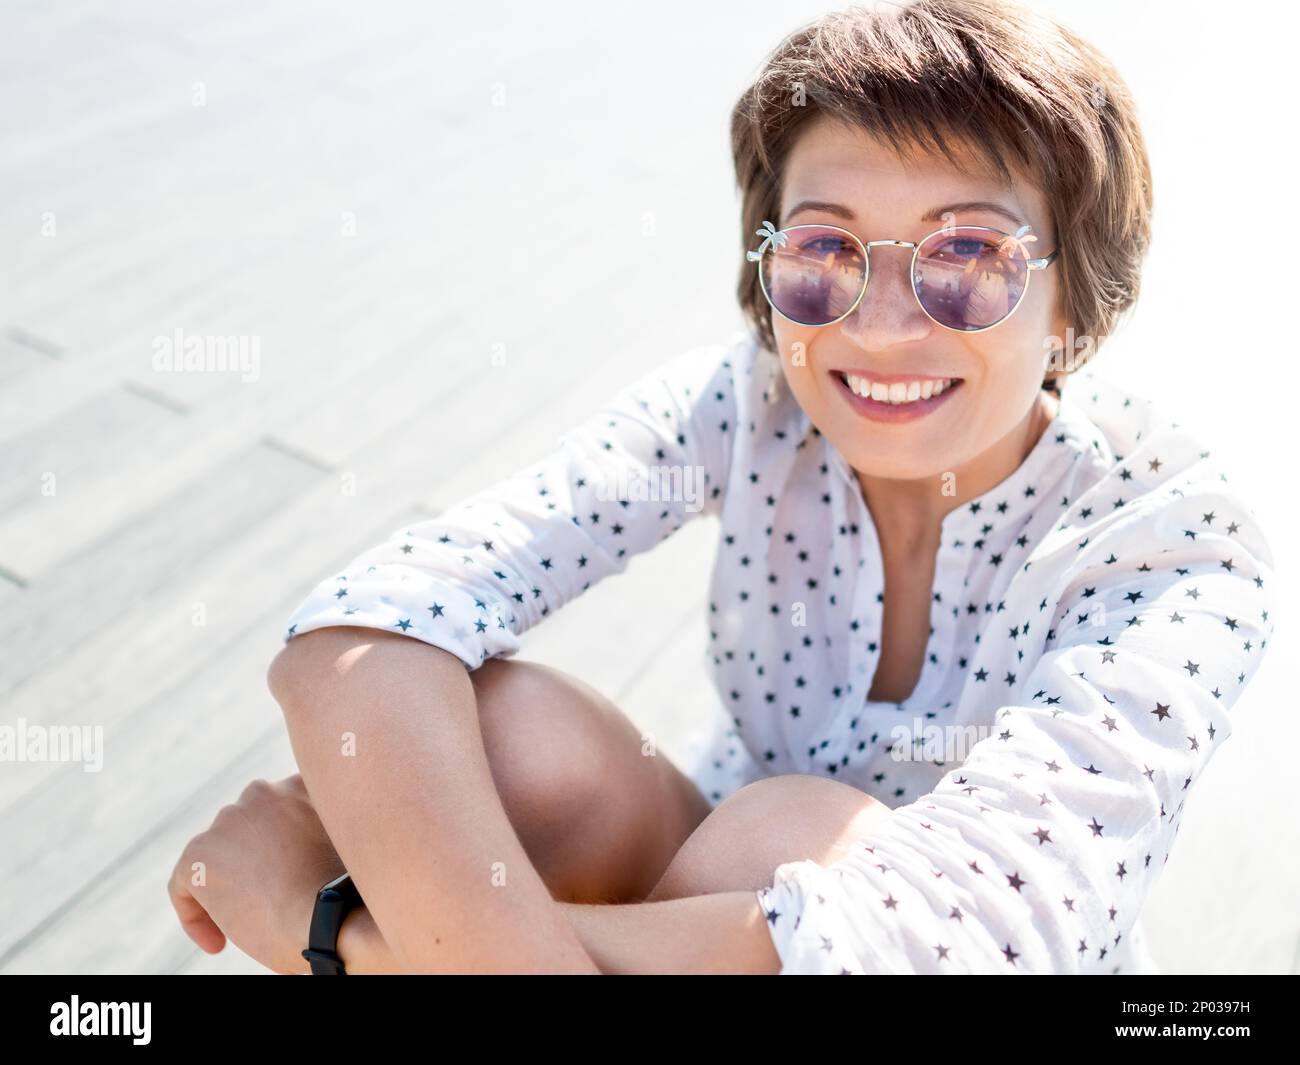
[836,370,962,404]
[831,369,965,422]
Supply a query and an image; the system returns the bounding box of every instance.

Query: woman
[169,0,1275,973]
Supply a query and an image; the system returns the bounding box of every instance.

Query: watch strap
[303,872,363,975]
[301,946,348,976]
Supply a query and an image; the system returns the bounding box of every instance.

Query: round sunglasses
[747,219,1060,333]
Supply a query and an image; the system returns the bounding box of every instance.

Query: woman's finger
[166,850,227,954]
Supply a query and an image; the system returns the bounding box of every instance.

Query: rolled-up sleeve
[757,477,1276,973]
[283,336,742,669]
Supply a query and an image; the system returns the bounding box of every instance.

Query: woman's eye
[797,236,855,257]
[949,238,990,257]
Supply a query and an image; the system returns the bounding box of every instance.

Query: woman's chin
[831,421,970,484]
[847,455,960,484]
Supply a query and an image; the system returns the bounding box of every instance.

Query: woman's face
[769,116,1066,482]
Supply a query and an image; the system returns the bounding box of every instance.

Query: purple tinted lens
[913,228,1028,330]
[760,226,866,326]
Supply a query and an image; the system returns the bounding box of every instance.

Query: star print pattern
[283,328,1276,975]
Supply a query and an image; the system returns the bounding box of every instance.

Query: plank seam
[120,379,191,416]
[6,327,63,360]
[260,434,338,475]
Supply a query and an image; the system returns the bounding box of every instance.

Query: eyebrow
[781,199,1027,230]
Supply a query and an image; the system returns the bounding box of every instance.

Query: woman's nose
[836,249,933,348]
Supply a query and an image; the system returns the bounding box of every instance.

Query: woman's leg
[643,772,893,901]
[553,774,895,973]
[466,656,714,905]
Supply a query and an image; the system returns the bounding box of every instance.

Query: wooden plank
[0,440,319,698]
[0,384,180,517]
[0,205,734,579]
[0,329,60,387]
[0,17,623,364]
[0,128,618,448]
[0,1,740,438]
[266,193,709,467]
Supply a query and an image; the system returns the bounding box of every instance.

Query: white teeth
[842,373,955,405]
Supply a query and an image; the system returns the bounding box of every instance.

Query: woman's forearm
[334,906,404,974]
[558,893,783,975]
[330,889,783,975]
[267,627,598,974]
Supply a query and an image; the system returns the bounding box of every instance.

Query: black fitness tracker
[302,872,364,975]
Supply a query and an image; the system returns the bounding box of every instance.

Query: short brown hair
[730,0,1153,388]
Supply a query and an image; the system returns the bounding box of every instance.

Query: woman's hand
[167,774,346,974]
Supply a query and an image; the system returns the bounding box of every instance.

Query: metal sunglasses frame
[747,219,1061,333]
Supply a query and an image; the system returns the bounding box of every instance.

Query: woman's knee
[469,656,709,901]
[645,773,892,901]
[470,658,616,837]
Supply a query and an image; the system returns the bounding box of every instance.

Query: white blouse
[283,329,1276,974]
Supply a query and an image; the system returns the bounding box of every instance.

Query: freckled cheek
[1020,276,1065,361]
[772,324,819,368]
[774,326,830,396]
[969,299,1054,395]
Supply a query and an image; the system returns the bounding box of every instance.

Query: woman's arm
[330,895,782,975]
[169,759,782,974]
[558,895,782,975]
[755,480,1277,974]
[268,626,599,974]
[334,906,402,974]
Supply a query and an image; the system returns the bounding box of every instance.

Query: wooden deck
[1,1,1295,975]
